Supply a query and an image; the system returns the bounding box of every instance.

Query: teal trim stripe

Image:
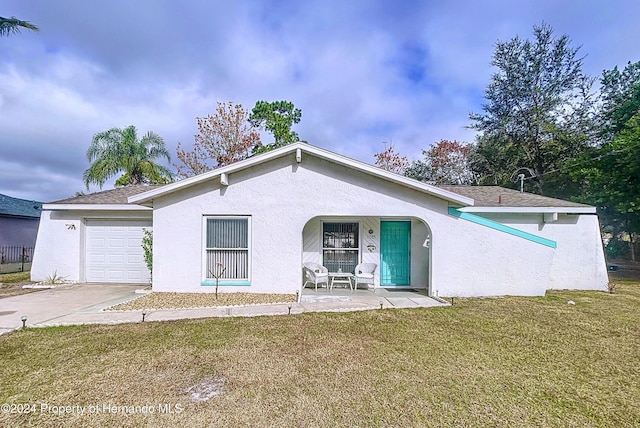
[201,280,251,286]
[448,207,557,248]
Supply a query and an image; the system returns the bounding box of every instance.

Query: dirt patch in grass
[0,272,40,298]
[107,292,297,310]
[1,281,639,427]
[184,376,226,402]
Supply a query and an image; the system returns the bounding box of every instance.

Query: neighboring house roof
[44,185,160,211]
[438,185,595,214]
[128,143,474,206]
[0,194,42,218]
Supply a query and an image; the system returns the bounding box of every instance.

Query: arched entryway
[301,215,432,294]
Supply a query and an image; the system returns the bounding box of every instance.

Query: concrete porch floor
[300,286,447,309]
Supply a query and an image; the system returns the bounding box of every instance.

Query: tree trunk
[534,163,545,195]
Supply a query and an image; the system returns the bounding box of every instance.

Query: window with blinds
[205,217,249,280]
[322,222,359,273]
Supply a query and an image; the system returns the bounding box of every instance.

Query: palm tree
[0,16,39,37]
[83,125,173,189]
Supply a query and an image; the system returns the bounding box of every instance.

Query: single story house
[0,193,42,250]
[31,143,609,297]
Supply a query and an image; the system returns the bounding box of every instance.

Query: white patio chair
[302,262,329,291]
[354,263,377,290]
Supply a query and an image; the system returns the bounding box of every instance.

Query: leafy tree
[406,140,476,185]
[175,102,261,179]
[468,135,521,186]
[469,23,593,195]
[600,60,640,138]
[576,62,640,260]
[580,114,640,260]
[83,125,173,188]
[374,143,409,175]
[249,100,302,152]
[0,16,38,36]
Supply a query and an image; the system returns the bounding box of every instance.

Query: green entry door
[380,221,411,286]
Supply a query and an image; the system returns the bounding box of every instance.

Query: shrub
[141,228,153,279]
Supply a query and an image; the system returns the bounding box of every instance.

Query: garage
[85,219,151,283]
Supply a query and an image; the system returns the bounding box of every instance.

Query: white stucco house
[31,143,609,297]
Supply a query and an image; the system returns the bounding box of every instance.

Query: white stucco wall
[150,153,564,296]
[31,210,81,282]
[31,209,151,282]
[433,213,553,297]
[361,217,381,286]
[480,212,608,292]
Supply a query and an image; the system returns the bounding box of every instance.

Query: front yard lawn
[1,280,638,427]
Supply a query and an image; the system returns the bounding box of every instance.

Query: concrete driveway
[0,283,141,335]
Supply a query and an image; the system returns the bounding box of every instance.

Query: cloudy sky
[1,0,638,202]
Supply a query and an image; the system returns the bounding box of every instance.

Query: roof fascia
[458,206,596,214]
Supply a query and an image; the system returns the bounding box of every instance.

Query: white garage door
[85,219,151,283]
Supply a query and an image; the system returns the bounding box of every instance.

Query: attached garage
[31,185,157,285]
[85,219,151,283]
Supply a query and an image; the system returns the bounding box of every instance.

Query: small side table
[329,272,353,291]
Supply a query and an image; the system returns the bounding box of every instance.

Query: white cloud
[1,0,639,201]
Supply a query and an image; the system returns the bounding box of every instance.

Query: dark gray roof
[51,185,164,204]
[437,185,591,208]
[0,194,42,218]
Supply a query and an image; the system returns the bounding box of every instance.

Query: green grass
[0,271,30,284]
[1,281,639,427]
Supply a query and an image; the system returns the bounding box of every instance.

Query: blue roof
[0,194,42,218]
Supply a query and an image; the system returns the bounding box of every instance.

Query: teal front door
[380,221,411,286]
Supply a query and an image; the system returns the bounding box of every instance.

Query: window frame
[321,221,361,273]
[201,215,251,286]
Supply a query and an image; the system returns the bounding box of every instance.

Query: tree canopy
[83,126,173,188]
[470,23,592,196]
[373,143,409,175]
[0,16,38,36]
[175,102,261,179]
[600,61,640,138]
[574,61,640,259]
[406,140,476,185]
[249,100,302,152]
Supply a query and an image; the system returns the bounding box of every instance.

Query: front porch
[300,286,446,309]
[302,216,433,291]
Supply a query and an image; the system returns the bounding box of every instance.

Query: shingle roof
[46,179,589,210]
[51,185,165,204]
[437,185,591,208]
[0,194,42,218]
